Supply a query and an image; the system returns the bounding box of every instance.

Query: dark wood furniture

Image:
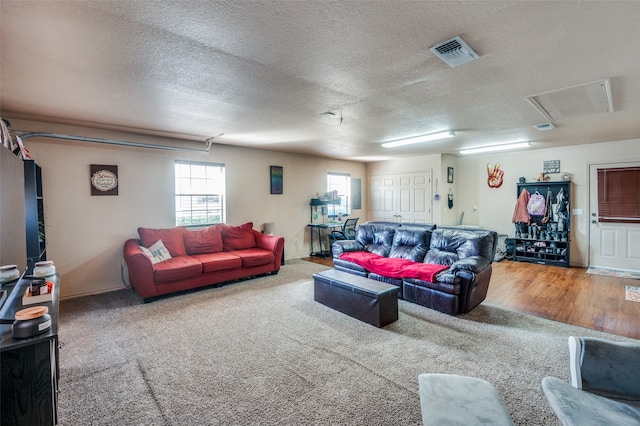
[513,181,571,267]
[313,269,399,327]
[1,274,60,425]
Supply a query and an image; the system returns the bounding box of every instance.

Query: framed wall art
[270,166,283,194]
[90,164,118,196]
[447,167,454,183]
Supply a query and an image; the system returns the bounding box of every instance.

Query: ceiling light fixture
[382,131,455,148]
[460,142,530,155]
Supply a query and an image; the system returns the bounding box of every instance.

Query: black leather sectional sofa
[331,222,498,315]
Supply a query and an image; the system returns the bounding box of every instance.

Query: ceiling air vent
[534,122,555,131]
[429,36,479,67]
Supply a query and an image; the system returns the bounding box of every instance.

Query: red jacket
[512,188,531,224]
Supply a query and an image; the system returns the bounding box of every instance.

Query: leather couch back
[425,228,497,265]
[355,222,399,256]
[389,227,431,261]
[352,222,496,265]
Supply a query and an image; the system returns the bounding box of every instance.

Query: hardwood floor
[302,256,640,340]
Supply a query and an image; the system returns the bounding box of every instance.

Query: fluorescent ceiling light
[382,131,455,148]
[460,142,530,155]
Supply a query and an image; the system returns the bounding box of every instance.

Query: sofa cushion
[140,239,172,264]
[430,228,496,261]
[184,225,223,255]
[226,248,275,267]
[389,227,430,261]
[193,252,243,272]
[138,226,187,257]
[221,222,256,251]
[153,255,202,282]
[424,249,459,265]
[356,223,398,257]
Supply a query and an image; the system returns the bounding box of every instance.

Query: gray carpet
[57,260,636,425]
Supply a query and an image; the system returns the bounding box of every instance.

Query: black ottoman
[312,269,399,327]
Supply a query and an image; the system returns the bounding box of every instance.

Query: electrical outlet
[572,208,583,215]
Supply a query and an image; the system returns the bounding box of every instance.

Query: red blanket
[339,252,449,282]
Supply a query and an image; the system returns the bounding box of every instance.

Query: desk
[307,223,342,257]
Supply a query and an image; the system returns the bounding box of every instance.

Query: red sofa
[123,222,284,301]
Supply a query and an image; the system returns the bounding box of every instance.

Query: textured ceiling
[2,1,640,161]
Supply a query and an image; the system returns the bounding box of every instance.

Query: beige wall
[0,146,27,270]
[6,117,639,297]
[8,120,366,299]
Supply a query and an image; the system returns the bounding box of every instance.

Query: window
[327,172,351,216]
[598,167,640,223]
[175,160,226,226]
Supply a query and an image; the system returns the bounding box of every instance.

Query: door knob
[591,212,596,216]
[591,220,597,224]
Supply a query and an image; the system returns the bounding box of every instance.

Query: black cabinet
[24,160,46,274]
[1,275,60,425]
[513,181,570,267]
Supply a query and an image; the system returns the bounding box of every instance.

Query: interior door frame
[586,159,640,269]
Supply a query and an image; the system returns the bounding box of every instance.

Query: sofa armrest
[253,231,285,269]
[449,256,491,275]
[331,240,365,258]
[569,336,640,406]
[123,238,157,299]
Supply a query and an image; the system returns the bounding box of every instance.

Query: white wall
[364,139,640,268]
[9,120,366,299]
[455,138,640,267]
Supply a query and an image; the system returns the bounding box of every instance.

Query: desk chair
[327,218,359,248]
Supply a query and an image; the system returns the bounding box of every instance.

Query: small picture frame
[270,166,283,194]
[447,167,454,183]
[90,164,118,196]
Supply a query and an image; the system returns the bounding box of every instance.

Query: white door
[370,172,432,223]
[588,162,640,271]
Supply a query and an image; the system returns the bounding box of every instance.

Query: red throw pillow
[184,225,223,255]
[138,227,187,257]
[221,222,256,250]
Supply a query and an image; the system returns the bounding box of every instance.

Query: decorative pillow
[221,222,256,251]
[138,227,187,256]
[184,225,223,255]
[140,240,172,264]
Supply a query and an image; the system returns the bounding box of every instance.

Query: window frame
[175,160,226,227]
[327,172,351,217]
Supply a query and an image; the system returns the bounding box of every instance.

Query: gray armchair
[542,336,640,425]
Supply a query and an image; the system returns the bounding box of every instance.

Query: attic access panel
[526,79,613,122]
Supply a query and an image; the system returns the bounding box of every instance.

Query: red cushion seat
[193,252,243,273]
[227,248,275,267]
[153,256,202,282]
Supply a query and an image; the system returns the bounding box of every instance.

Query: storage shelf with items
[512,181,570,267]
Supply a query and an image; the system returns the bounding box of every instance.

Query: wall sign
[543,160,560,174]
[90,164,118,196]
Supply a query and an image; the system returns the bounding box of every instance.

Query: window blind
[597,167,640,223]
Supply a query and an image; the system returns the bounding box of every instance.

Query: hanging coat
[512,188,531,224]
